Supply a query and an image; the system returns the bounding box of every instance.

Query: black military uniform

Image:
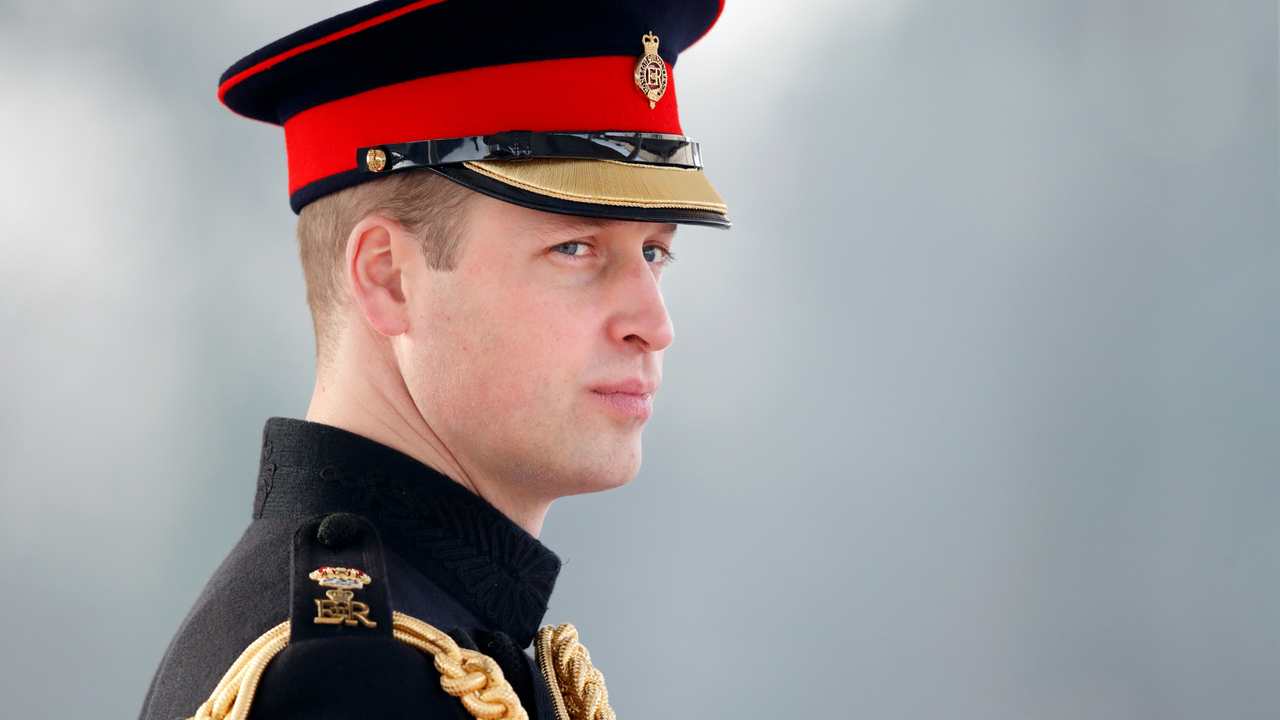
[141,419,560,720]
[140,1,727,718]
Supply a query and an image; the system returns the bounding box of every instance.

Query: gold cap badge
[634,32,667,109]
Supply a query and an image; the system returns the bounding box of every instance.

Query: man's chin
[556,437,643,496]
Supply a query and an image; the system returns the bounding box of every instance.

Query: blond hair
[296,171,474,365]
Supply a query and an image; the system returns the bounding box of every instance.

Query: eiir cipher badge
[634,32,667,109]
[310,566,377,627]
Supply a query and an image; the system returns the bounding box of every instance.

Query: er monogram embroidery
[309,567,377,627]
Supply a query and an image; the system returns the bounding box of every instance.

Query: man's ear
[346,215,416,337]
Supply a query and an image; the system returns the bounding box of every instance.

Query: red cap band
[282,55,681,195]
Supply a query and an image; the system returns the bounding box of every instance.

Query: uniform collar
[253,416,561,648]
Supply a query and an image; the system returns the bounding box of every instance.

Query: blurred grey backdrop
[0,0,1276,718]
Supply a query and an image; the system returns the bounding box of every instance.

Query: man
[140,1,728,719]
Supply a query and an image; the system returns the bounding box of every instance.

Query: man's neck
[305,335,551,536]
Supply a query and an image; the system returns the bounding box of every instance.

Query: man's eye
[642,245,670,263]
[553,242,590,257]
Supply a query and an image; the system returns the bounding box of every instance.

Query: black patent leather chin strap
[358,130,702,173]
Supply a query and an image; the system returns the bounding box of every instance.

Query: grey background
[0,1,1275,718]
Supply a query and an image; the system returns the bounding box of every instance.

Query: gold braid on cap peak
[535,623,617,720]
[189,613,529,720]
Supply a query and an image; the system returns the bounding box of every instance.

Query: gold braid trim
[189,613,528,720]
[535,624,616,720]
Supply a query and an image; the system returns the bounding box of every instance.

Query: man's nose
[607,258,674,352]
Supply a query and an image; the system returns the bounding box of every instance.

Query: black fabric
[248,638,471,720]
[255,417,561,647]
[221,0,722,124]
[141,518,299,720]
[139,418,562,720]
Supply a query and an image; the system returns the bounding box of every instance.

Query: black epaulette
[185,512,620,720]
[187,513,521,720]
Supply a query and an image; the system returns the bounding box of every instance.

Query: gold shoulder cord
[189,612,528,720]
[535,623,617,720]
[189,616,617,720]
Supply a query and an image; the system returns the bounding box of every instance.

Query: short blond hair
[296,170,475,365]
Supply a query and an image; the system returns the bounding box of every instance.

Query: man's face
[396,195,676,502]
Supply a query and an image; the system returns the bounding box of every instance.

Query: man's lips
[592,378,657,395]
[590,379,657,417]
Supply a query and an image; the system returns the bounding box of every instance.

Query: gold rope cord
[190,621,289,720]
[534,623,617,720]
[189,612,528,720]
[394,613,527,720]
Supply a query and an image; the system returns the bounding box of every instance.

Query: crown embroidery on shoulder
[309,566,372,589]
